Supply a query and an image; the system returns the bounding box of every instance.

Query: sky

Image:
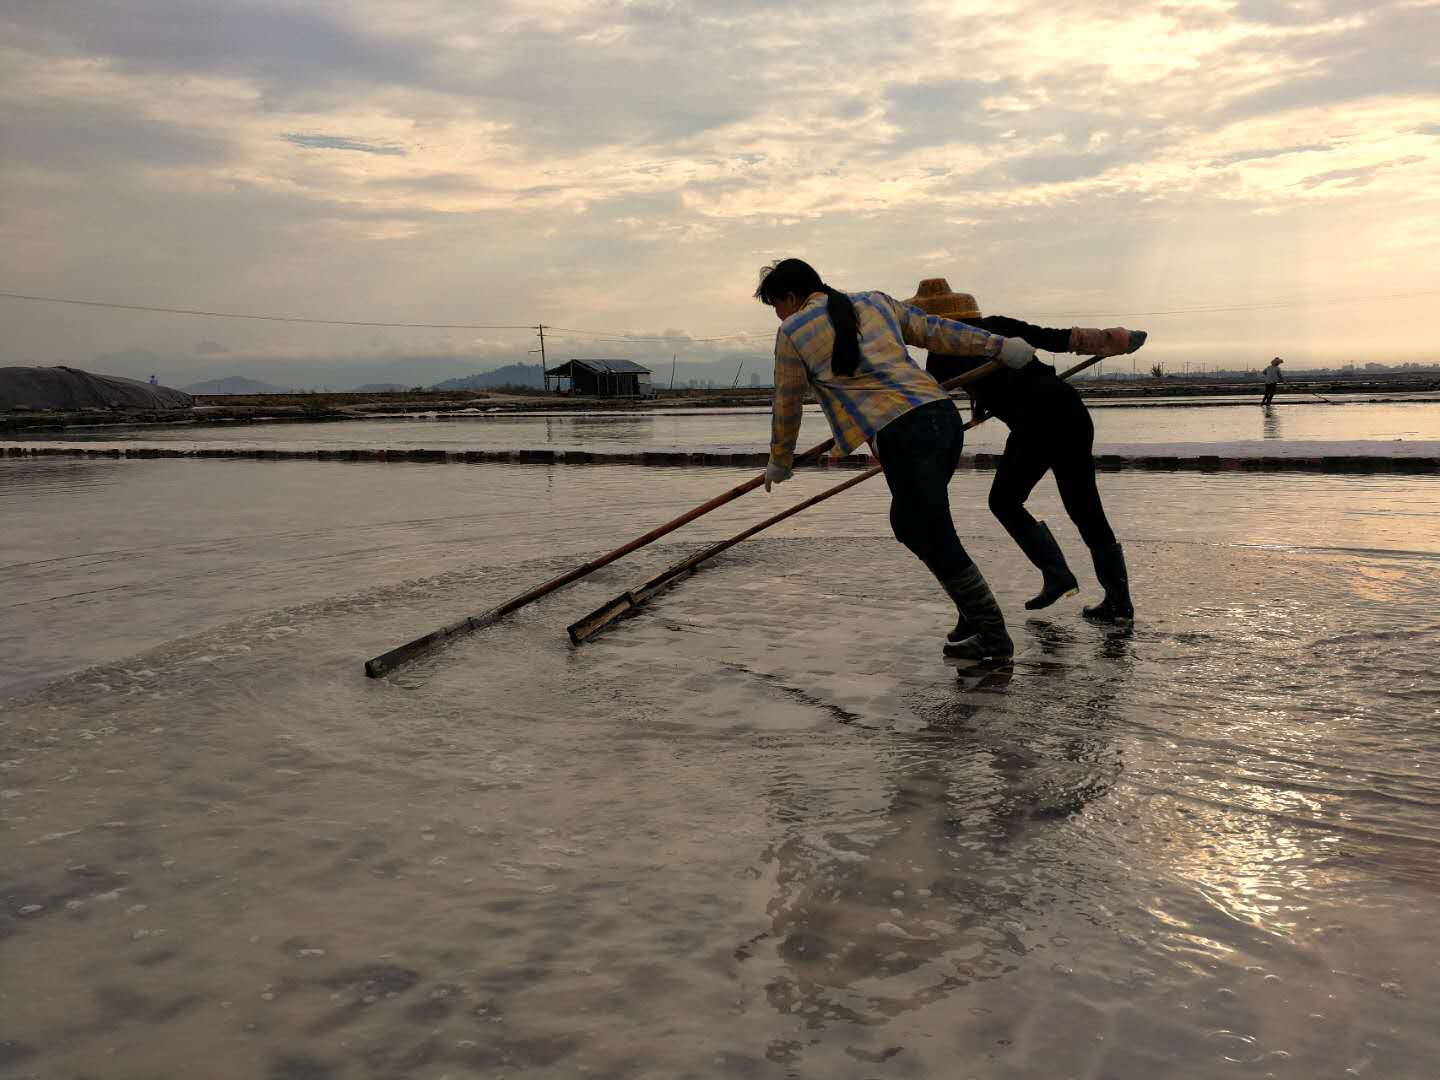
[1,0,1438,385]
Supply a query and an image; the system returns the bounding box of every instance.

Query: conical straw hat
[905,278,981,321]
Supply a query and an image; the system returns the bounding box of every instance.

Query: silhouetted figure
[1261,357,1284,406]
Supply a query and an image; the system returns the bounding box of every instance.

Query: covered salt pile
[0,365,192,411]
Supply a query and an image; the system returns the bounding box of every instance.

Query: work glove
[997,337,1037,370]
[1070,326,1146,357]
[764,460,793,492]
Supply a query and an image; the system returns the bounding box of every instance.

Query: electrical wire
[1024,288,1440,319]
[4,286,1437,342]
[0,291,537,331]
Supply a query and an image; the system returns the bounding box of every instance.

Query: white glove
[997,337,1036,371]
[764,460,793,492]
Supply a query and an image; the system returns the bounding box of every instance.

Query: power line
[0,289,776,343]
[0,291,537,331]
[1025,288,1440,319]
[4,285,1437,342]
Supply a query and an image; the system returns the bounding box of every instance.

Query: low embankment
[6,443,1437,475]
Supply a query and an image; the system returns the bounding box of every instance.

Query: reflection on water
[4,503,1440,1076]
[9,400,1440,456]
[750,624,1128,1054]
[1262,405,1281,440]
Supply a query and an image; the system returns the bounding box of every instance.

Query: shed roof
[546,358,652,376]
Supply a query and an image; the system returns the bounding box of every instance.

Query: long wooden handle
[566,355,1104,644]
[363,358,1005,676]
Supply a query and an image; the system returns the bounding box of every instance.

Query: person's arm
[888,295,1034,369]
[766,329,807,488]
[972,315,1072,354]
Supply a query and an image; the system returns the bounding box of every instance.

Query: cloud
[0,0,1436,375]
[0,98,229,172]
[5,0,433,96]
[281,133,406,155]
[1209,143,1332,167]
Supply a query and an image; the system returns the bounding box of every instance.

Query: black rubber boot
[1015,521,1079,611]
[940,565,1014,660]
[927,561,969,642]
[1082,543,1134,623]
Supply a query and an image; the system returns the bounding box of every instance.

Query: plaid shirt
[770,290,1005,468]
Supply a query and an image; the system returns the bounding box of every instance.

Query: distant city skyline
[2,0,1437,381]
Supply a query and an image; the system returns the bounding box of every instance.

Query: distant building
[545,358,655,397]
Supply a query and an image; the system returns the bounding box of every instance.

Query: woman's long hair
[754,258,862,376]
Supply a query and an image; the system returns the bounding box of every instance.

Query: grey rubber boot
[1015,521,1079,611]
[1082,543,1134,623]
[940,565,1014,660]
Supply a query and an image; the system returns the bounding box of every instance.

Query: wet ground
[8,399,1440,458]
[4,457,1440,1078]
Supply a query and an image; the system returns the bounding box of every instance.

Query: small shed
[545,358,654,398]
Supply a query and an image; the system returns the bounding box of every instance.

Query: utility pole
[732,360,744,389]
[670,353,676,390]
[530,324,549,392]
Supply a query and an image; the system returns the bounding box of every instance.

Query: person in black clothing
[906,278,1147,627]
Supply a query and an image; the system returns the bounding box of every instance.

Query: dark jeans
[988,392,1118,552]
[1262,382,1278,405]
[874,399,973,582]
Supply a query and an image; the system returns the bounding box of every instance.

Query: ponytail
[755,258,862,377]
[822,285,861,376]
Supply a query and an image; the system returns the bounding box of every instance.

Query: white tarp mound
[0,366,193,412]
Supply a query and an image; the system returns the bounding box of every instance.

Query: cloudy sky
[2,0,1437,384]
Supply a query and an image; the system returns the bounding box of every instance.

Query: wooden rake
[363,360,1007,677]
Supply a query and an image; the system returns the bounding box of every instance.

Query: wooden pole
[363,360,1002,677]
[567,355,1105,645]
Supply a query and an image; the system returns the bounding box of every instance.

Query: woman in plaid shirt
[757,258,1038,661]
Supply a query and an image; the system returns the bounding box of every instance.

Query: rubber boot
[940,565,1014,660]
[927,561,969,642]
[1082,543,1134,623]
[1015,521,1079,610]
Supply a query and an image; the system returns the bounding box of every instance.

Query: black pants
[1262,383,1278,405]
[875,399,973,582]
[988,390,1117,552]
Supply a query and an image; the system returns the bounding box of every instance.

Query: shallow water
[9,399,1440,456]
[4,456,1438,698]
[4,457,1440,1079]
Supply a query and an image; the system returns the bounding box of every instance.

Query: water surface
[9,399,1440,457]
[3,457,1439,1078]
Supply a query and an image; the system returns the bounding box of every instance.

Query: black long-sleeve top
[925,315,1075,432]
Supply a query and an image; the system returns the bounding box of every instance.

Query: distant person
[1262,357,1284,405]
[910,279,1146,626]
[148,373,158,386]
[757,258,1039,661]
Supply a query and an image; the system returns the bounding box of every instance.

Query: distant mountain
[431,363,545,391]
[183,375,294,395]
[350,382,411,393]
